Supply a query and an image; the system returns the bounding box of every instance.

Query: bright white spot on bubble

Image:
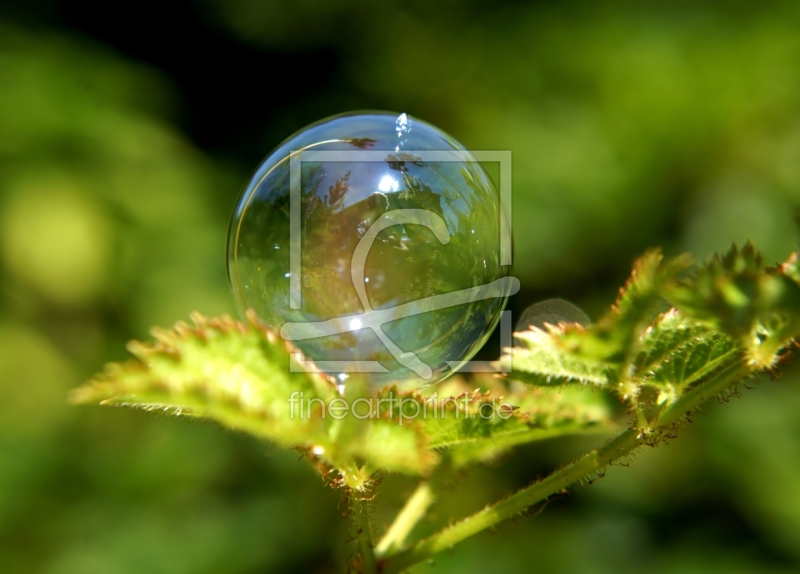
[338,373,348,381]
[312,445,325,456]
[378,175,399,192]
[349,318,362,330]
[284,272,290,278]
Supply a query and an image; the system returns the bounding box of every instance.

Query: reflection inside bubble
[227,111,509,389]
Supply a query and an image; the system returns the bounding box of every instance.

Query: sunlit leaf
[501,326,614,388]
[70,312,339,446]
[634,309,740,404]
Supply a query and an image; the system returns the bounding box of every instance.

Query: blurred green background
[1,1,800,572]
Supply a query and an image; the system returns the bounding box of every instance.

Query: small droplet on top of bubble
[395,113,412,151]
[396,113,411,136]
[516,299,591,332]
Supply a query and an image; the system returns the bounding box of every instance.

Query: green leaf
[326,377,437,478]
[442,385,614,466]
[501,325,614,388]
[665,244,800,368]
[502,250,691,400]
[372,383,614,468]
[503,247,800,406]
[594,249,693,361]
[70,313,339,445]
[633,309,740,404]
[70,313,442,485]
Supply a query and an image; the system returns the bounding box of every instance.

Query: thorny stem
[350,495,378,574]
[379,362,750,574]
[375,481,435,557]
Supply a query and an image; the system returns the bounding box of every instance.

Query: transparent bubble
[516,299,591,332]
[227,111,515,389]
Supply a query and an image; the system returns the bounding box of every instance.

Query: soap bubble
[516,299,591,332]
[227,111,516,389]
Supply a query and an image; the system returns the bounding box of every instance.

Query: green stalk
[379,363,749,574]
[375,481,435,557]
[350,496,378,574]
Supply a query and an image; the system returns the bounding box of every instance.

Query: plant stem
[375,481,435,557]
[379,363,749,574]
[351,495,378,574]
